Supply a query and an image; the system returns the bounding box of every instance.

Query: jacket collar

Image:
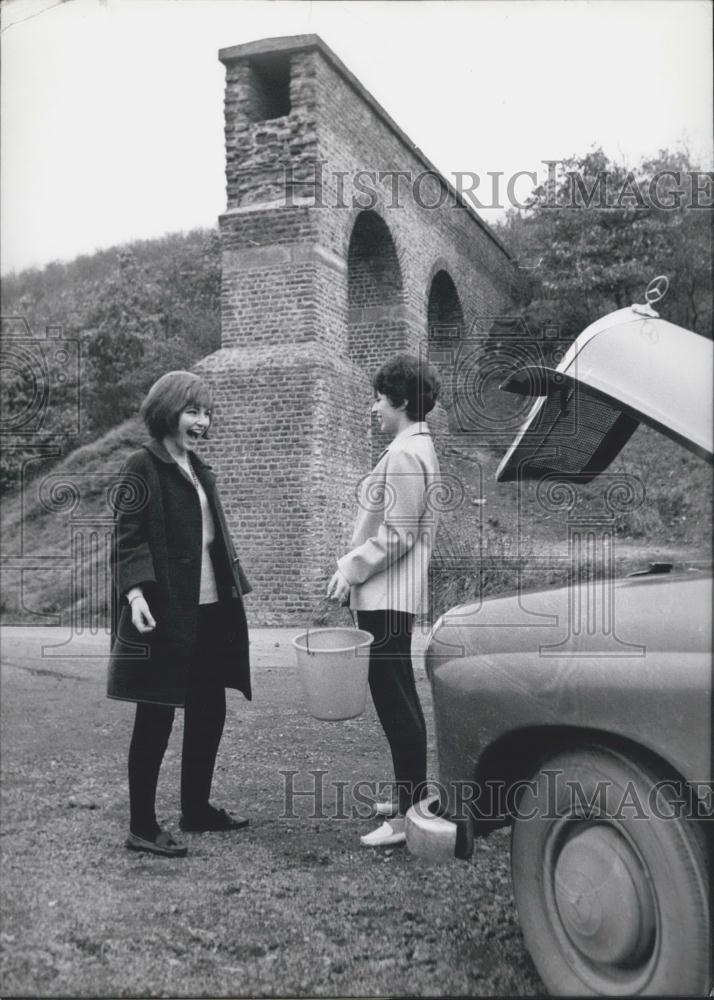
[391,421,430,444]
[377,422,430,462]
[143,438,212,472]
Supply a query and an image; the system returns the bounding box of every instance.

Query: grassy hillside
[1,418,145,626]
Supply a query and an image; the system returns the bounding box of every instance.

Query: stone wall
[199,34,523,623]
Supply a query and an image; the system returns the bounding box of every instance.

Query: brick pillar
[195,42,370,623]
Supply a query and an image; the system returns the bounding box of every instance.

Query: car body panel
[426,572,712,811]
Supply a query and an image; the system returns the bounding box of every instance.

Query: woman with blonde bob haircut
[108,371,252,857]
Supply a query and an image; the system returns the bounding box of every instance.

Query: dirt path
[0,626,542,998]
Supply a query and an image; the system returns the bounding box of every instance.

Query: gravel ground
[0,625,543,998]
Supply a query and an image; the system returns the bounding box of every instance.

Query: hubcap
[553,824,656,966]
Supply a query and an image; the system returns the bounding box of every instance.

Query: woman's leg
[180,603,227,818]
[128,701,175,838]
[358,609,427,815]
[180,682,226,817]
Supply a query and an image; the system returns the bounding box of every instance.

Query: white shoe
[360,818,406,847]
[374,799,397,817]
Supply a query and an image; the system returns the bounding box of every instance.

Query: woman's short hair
[372,354,440,421]
[140,371,213,440]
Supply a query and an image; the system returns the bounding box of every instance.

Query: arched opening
[427,269,464,429]
[347,211,406,460]
[347,211,405,368]
[428,270,464,341]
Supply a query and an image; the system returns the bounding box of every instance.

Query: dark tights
[127,604,227,838]
[357,609,427,815]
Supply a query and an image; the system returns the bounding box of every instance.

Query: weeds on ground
[428,504,704,621]
[607,429,711,540]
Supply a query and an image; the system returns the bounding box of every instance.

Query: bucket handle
[306,597,357,655]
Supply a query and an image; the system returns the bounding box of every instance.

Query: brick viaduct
[196,34,523,623]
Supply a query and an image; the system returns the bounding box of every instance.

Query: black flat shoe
[179,806,249,832]
[126,829,188,857]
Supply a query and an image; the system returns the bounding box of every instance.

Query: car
[406,277,712,996]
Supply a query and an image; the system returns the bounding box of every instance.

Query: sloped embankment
[2,418,144,626]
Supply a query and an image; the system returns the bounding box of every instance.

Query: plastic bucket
[292,626,374,721]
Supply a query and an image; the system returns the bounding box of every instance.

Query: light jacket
[337,422,440,615]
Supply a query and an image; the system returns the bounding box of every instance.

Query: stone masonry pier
[197,35,522,623]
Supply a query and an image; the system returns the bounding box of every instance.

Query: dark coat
[107,439,252,706]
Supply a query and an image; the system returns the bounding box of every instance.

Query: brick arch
[340,202,409,277]
[347,209,412,461]
[424,257,455,301]
[346,210,408,369]
[347,210,404,308]
[427,267,464,340]
[426,268,465,427]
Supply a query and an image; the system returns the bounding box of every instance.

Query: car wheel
[510,746,711,996]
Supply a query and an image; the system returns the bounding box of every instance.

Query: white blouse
[183,463,219,605]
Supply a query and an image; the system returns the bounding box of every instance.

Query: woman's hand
[130,595,156,633]
[326,569,350,603]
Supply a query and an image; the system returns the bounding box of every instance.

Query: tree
[497,149,713,343]
[83,250,155,432]
[82,244,213,435]
[0,230,222,495]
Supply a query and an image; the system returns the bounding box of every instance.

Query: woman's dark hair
[140,371,213,441]
[372,354,440,421]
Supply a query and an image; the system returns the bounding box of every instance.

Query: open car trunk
[496,306,713,483]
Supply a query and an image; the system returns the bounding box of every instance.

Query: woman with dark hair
[327,353,441,847]
[108,371,251,857]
